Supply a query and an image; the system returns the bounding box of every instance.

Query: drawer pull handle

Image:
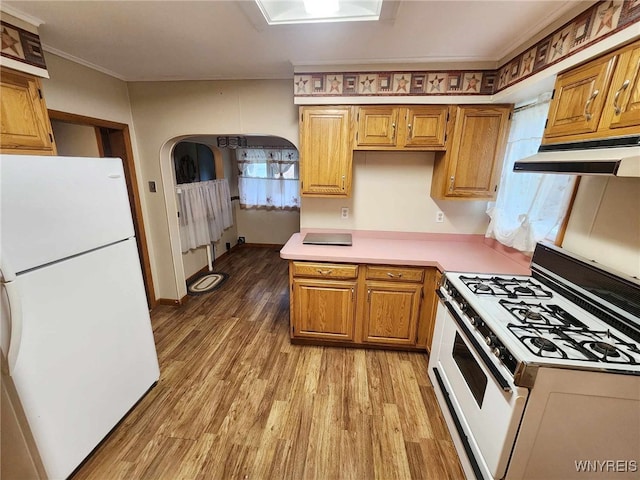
[584,89,599,121]
[449,176,455,192]
[613,79,630,115]
[317,269,333,275]
[387,272,403,278]
[342,175,345,190]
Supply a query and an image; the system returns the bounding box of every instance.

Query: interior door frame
[48,109,156,309]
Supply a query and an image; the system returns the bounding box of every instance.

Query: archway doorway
[161,134,300,302]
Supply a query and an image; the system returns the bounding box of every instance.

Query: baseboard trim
[157,297,186,306]
[240,243,284,249]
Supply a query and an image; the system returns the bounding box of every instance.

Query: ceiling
[4,0,590,82]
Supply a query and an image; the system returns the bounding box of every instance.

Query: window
[236,148,300,210]
[485,101,577,253]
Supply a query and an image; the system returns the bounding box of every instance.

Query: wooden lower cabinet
[291,278,357,341]
[362,281,422,346]
[289,261,438,350]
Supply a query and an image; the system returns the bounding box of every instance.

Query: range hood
[514,136,640,177]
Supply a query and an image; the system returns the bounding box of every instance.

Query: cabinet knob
[584,89,599,121]
[613,79,630,115]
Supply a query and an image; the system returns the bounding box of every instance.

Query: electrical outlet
[341,207,349,219]
[436,211,445,223]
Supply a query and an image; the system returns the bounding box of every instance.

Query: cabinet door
[543,56,617,140]
[363,281,421,346]
[291,278,356,341]
[300,106,353,197]
[356,106,399,146]
[0,68,55,155]
[603,43,640,131]
[402,106,448,149]
[434,106,511,199]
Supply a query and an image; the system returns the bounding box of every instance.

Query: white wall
[301,151,489,234]
[50,121,100,157]
[39,53,158,296]
[127,79,299,299]
[562,177,640,278]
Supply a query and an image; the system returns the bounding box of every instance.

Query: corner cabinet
[0,67,56,155]
[431,105,512,200]
[289,260,438,351]
[299,106,353,197]
[355,105,449,150]
[542,39,640,145]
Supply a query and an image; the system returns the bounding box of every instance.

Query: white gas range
[428,242,640,480]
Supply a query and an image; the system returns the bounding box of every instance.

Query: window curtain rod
[175,188,238,202]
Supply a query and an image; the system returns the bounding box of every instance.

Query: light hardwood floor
[72,246,464,480]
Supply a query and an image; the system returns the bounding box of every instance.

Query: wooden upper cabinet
[542,39,640,145]
[431,105,512,200]
[543,55,617,140]
[356,106,399,146]
[299,106,353,197]
[600,42,640,131]
[403,106,448,148]
[355,105,448,150]
[0,67,56,155]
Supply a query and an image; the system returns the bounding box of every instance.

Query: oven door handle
[444,300,513,393]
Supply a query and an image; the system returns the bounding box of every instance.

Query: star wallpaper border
[1,20,47,71]
[294,0,640,98]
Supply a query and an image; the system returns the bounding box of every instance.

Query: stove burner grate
[500,300,587,329]
[507,324,640,365]
[459,275,553,299]
[590,341,621,358]
[532,337,558,352]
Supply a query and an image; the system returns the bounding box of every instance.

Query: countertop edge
[280,231,531,275]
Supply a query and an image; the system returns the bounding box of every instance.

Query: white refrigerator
[0,155,160,479]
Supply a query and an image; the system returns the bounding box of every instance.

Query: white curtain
[177,179,233,253]
[485,102,576,253]
[236,148,300,210]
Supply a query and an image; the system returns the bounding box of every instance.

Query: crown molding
[43,44,126,81]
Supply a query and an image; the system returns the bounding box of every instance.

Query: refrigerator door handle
[1,262,23,375]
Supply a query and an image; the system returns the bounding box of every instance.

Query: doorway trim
[48,109,156,308]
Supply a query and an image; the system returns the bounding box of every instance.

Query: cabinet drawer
[292,262,358,279]
[365,265,424,282]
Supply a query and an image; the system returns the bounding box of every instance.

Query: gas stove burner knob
[493,346,506,359]
[485,334,497,347]
[469,316,476,326]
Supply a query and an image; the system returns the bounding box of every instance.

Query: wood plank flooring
[72,246,464,480]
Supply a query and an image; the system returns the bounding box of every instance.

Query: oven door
[429,298,528,480]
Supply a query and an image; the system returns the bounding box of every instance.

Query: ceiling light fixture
[254,0,383,25]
